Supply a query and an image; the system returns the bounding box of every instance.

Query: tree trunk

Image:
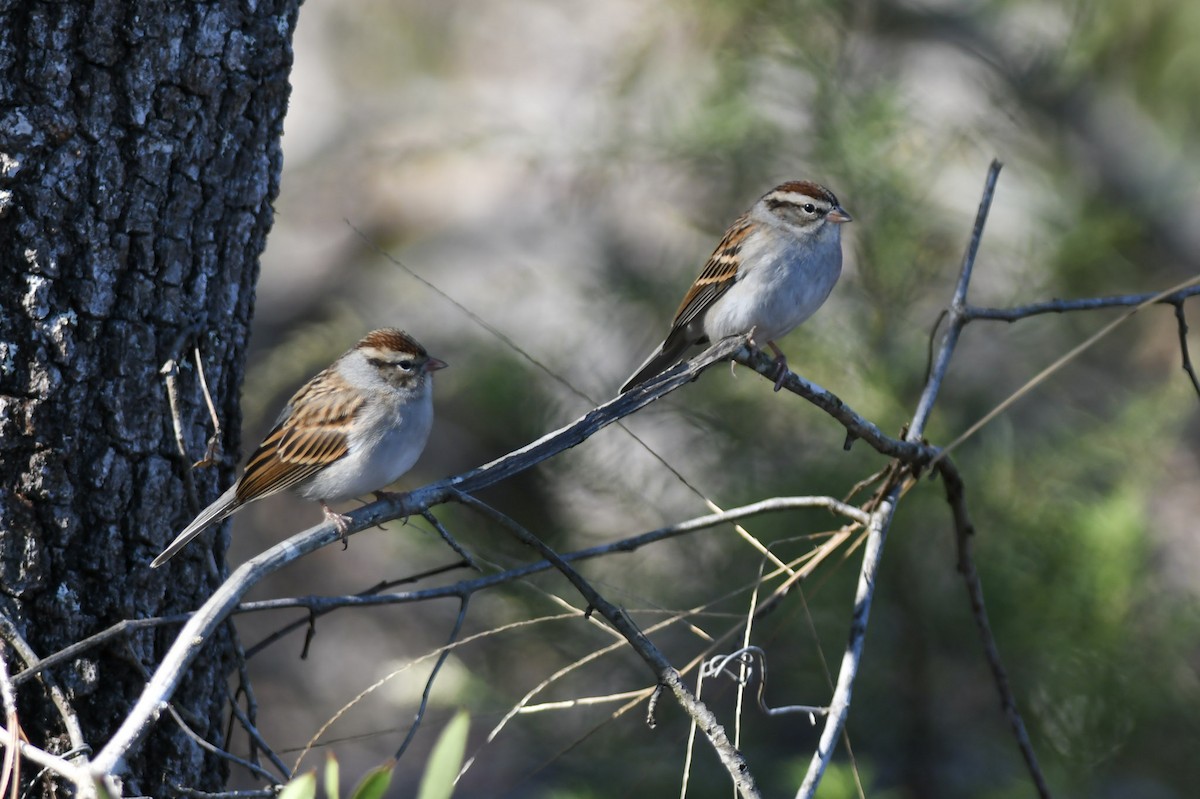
[0,1,296,794]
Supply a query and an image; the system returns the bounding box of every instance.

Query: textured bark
[0,0,297,794]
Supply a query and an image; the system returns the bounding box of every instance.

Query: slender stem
[456,493,762,799]
[909,159,1004,439]
[796,161,1004,798]
[796,485,900,797]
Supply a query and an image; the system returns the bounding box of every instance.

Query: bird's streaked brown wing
[667,215,752,335]
[235,371,364,504]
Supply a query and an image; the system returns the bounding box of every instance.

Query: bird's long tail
[151,484,241,568]
[619,333,695,394]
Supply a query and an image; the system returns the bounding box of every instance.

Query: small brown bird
[152,329,446,567]
[621,181,851,393]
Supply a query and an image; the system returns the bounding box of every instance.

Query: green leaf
[324,754,340,799]
[416,711,470,799]
[348,760,397,799]
[279,771,318,799]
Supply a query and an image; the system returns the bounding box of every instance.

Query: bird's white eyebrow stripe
[767,191,820,206]
[359,347,406,361]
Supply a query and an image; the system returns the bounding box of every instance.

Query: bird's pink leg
[321,501,353,549]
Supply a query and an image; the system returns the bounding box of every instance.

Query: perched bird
[620,180,851,393]
[152,328,446,568]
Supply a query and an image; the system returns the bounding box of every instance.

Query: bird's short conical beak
[828,207,852,224]
[426,357,449,372]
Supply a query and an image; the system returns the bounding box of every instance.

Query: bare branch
[237,496,866,617]
[421,511,483,572]
[935,273,1200,464]
[911,159,1004,437]
[456,492,762,798]
[797,161,1003,798]
[702,647,827,719]
[224,615,266,777]
[733,350,933,461]
[937,459,1052,798]
[0,641,20,799]
[0,722,91,796]
[13,616,189,686]
[394,597,470,761]
[223,698,290,782]
[192,346,224,469]
[796,480,903,799]
[163,703,279,785]
[242,561,470,661]
[1173,301,1200,399]
[964,285,1200,322]
[0,614,86,754]
[161,353,201,511]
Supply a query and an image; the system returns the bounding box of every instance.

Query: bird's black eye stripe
[768,198,823,215]
[368,357,415,371]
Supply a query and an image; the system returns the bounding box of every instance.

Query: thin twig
[0,725,90,795]
[172,789,277,798]
[797,160,1004,798]
[679,658,703,799]
[796,480,903,798]
[937,459,1052,798]
[455,492,762,799]
[163,703,278,785]
[225,621,266,775]
[910,159,1004,436]
[519,689,654,713]
[0,644,19,799]
[421,511,482,572]
[394,597,471,761]
[733,350,933,462]
[13,616,189,686]
[193,346,224,468]
[934,272,1200,465]
[242,561,468,661]
[161,354,201,510]
[964,285,1200,321]
[1173,301,1200,399]
[703,647,827,719]
[223,699,291,782]
[0,615,86,761]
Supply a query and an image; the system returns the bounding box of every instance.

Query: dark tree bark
[0,1,297,794]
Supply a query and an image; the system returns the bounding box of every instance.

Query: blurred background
[223,0,1200,796]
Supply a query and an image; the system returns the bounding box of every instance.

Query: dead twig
[936,459,1051,799]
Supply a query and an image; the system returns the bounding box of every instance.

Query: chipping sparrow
[151,328,447,568]
[620,180,851,393]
